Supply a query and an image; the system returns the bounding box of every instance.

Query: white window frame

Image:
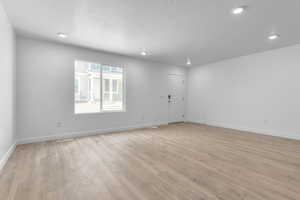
[75,77,80,95]
[74,60,126,114]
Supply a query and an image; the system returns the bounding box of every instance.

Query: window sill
[74,109,126,115]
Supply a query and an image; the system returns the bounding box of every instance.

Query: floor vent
[56,138,75,143]
[150,126,159,129]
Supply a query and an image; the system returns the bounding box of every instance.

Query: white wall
[187,44,300,140]
[0,2,16,169]
[16,36,186,143]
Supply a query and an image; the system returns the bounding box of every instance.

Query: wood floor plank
[0,123,299,200]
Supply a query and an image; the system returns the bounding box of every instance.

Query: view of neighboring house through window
[74,60,124,114]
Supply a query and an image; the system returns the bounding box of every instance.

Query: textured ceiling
[3,0,300,66]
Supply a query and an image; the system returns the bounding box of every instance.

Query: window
[104,79,110,92]
[112,79,118,92]
[74,60,124,114]
[74,78,80,95]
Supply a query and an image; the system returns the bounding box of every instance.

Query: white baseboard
[0,142,16,173]
[188,119,300,141]
[17,122,168,145]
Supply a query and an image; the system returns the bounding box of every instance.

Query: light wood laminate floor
[0,123,300,200]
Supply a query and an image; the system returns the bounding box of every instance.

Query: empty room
[0,0,300,199]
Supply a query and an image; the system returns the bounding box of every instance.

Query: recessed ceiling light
[57,32,68,38]
[268,34,280,40]
[141,51,147,56]
[186,58,191,66]
[232,6,246,15]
